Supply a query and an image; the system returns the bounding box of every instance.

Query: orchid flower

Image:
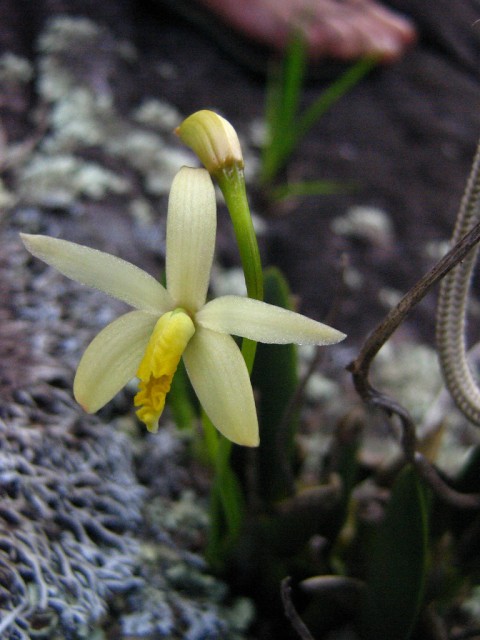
[21,166,345,446]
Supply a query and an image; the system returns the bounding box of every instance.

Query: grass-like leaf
[270,179,355,201]
[261,34,376,185]
[261,31,307,184]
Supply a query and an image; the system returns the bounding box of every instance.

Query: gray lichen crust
[0,419,144,639]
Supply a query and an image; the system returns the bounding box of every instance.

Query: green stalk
[215,165,264,374]
[176,110,264,566]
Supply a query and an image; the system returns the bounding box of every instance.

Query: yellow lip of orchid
[21,166,346,447]
[134,308,195,433]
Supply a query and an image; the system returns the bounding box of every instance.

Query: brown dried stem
[281,577,315,640]
[347,221,480,509]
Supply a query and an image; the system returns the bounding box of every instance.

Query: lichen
[0,417,144,640]
[0,53,33,85]
[18,154,130,207]
[36,17,131,104]
[373,341,442,424]
[15,15,193,210]
[331,205,394,247]
[133,99,183,132]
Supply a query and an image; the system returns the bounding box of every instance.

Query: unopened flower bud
[175,110,244,175]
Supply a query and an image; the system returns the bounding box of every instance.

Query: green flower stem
[202,410,244,566]
[215,165,264,374]
[203,165,262,564]
[177,112,264,562]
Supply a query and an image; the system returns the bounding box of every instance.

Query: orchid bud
[175,110,244,175]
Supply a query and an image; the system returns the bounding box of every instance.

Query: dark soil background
[2,0,480,350]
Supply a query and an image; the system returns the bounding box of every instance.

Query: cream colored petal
[21,233,173,313]
[166,167,216,312]
[74,310,157,413]
[197,296,346,345]
[183,327,259,447]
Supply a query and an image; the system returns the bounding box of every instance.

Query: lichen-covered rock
[0,418,144,640]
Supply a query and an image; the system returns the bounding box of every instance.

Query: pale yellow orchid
[21,166,345,446]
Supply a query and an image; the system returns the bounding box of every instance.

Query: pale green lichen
[44,88,119,152]
[0,52,33,84]
[105,129,192,196]
[138,488,255,639]
[23,16,193,205]
[331,205,394,246]
[133,98,183,131]
[373,342,442,424]
[18,154,130,207]
[36,17,132,103]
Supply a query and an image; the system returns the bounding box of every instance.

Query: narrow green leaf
[296,56,377,144]
[278,31,307,136]
[262,53,375,184]
[360,465,429,640]
[261,32,307,183]
[270,179,354,201]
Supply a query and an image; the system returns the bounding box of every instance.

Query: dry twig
[347,221,480,508]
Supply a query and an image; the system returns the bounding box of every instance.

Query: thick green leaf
[251,267,298,504]
[360,465,429,640]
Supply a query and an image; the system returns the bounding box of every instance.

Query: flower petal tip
[330,329,347,344]
[223,431,260,448]
[74,394,94,415]
[19,232,39,252]
[246,434,260,448]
